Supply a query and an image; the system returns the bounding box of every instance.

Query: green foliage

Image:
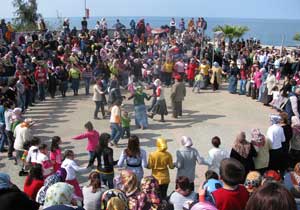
[12,0,42,31]
[294,33,300,42]
[213,25,249,40]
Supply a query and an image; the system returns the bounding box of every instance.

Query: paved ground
[0,83,275,193]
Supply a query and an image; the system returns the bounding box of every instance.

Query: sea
[43,16,300,47]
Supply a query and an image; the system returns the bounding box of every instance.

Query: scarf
[251,128,266,148]
[233,132,251,159]
[141,176,161,209]
[36,173,62,204]
[101,189,129,210]
[43,182,74,208]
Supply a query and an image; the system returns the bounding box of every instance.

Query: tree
[12,0,42,31]
[294,33,300,42]
[213,25,249,49]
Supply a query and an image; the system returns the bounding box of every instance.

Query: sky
[1,0,300,20]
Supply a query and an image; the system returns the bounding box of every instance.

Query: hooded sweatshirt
[147,138,174,185]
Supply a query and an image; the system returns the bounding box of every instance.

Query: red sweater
[23,177,44,200]
[212,185,249,210]
[34,68,47,84]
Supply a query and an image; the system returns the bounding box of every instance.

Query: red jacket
[23,177,44,200]
[34,68,47,84]
[212,185,249,210]
[187,63,198,80]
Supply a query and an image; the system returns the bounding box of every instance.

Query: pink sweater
[72,130,100,152]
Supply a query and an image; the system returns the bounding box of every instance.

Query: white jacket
[92,84,103,102]
[14,124,32,151]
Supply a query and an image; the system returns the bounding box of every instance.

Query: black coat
[230,144,257,174]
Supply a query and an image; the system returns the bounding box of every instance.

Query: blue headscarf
[0,173,10,190]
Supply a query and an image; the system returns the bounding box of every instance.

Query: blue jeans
[88,151,96,166]
[110,123,122,144]
[17,93,25,111]
[239,79,247,95]
[84,78,91,95]
[37,83,45,100]
[71,78,80,95]
[0,123,7,151]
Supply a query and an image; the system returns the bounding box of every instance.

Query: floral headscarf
[119,170,139,197]
[232,132,251,159]
[101,189,128,210]
[43,182,74,208]
[36,169,67,204]
[141,176,161,209]
[251,128,266,148]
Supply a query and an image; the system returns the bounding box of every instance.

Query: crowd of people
[0,16,300,210]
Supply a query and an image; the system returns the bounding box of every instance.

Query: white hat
[181,136,193,147]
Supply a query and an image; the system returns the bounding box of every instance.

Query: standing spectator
[82,64,93,95]
[81,17,88,32]
[0,100,7,153]
[57,66,69,97]
[170,18,176,35]
[148,137,174,199]
[48,68,58,98]
[34,65,47,101]
[228,61,239,94]
[16,74,26,111]
[170,75,186,118]
[285,87,300,123]
[69,64,81,96]
[179,18,185,33]
[4,101,13,158]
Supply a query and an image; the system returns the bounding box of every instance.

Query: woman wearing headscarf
[280,112,293,172]
[101,189,129,210]
[262,69,276,105]
[148,79,168,122]
[140,176,161,209]
[116,170,152,210]
[148,137,175,199]
[175,136,209,191]
[251,128,271,174]
[228,61,239,94]
[43,182,84,210]
[36,168,67,205]
[230,132,257,174]
[210,62,224,91]
[117,135,147,182]
[128,86,151,130]
[0,172,40,210]
[289,116,300,167]
[267,114,286,173]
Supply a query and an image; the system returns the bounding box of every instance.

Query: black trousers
[6,130,14,157]
[159,184,169,200]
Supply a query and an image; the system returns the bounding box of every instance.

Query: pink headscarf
[191,202,218,210]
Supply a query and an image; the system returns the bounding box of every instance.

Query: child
[61,150,87,198]
[192,72,203,93]
[211,158,249,210]
[72,121,100,168]
[50,136,62,172]
[269,86,280,109]
[121,111,131,139]
[19,141,31,176]
[202,170,223,203]
[36,144,54,178]
[26,137,41,167]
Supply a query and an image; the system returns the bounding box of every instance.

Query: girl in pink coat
[72,121,99,168]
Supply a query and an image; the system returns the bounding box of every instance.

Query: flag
[85,8,90,19]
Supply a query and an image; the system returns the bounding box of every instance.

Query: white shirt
[207,147,229,174]
[61,158,86,180]
[4,109,12,131]
[14,124,32,151]
[36,152,53,177]
[26,145,39,163]
[110,105,121,124]
[267,124,286,150]
[83,186,108,210]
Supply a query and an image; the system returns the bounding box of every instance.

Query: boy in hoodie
[148,137,174,199]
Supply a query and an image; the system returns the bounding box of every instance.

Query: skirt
[134,104,148,128]
[269,148,284,171]
[152,99,168,116]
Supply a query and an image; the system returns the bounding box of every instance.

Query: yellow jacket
[148,138,174,185]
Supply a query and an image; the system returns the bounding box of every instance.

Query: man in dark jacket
[170,75,186,118]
